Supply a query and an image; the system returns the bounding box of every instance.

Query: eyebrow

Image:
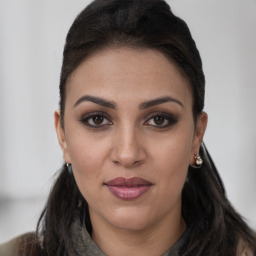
[73,95,184,109]
[139,96,184,109]
[74,95,116,109]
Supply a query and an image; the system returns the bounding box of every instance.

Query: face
[55,47,207,233]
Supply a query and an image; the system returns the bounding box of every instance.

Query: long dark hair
[26,0,256,255]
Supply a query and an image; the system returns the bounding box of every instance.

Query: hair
[25,0,256,255]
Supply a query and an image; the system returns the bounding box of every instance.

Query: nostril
[113,160,121,166]
[111,154,145,168]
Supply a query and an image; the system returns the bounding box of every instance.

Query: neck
[90,211,186,256]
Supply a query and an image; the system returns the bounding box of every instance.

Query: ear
[54,110,71,163]
[190,112,208,163]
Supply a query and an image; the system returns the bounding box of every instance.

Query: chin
[105,206,157,231]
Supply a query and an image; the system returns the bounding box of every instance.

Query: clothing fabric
[0,214,254,256]
[0,216,191,256]
[67,214,191,256]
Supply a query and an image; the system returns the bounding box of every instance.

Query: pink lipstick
[104,177,152,200]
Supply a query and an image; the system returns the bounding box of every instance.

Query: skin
[55,47,207,256]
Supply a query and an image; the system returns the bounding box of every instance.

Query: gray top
[69,215,191,256]
[0,216,253,255]
[0,214,191,256]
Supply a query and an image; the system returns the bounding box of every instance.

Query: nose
[110,126,146,168]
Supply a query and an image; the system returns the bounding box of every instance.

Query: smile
[104,177,153,200]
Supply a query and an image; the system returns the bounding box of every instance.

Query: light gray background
[0,0,255,243]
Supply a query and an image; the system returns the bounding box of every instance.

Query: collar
[69,213,191,256]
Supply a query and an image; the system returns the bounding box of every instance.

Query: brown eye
[145,113,178,128]
[153,116,165,126]
[146,115,169,127]
[80,113,112,128]
[92,116,104,125]
[87,115,110,126]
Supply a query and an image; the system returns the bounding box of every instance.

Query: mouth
[104,177,153,200]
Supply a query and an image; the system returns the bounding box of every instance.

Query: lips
[104,177,152,200]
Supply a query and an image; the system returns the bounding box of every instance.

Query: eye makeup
[79,111,113,129]
[144,112,178,129]
[79,109,178,131]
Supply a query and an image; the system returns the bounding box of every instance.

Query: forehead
[67,47,193,108]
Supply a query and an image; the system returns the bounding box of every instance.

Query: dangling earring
[66,163,73,174]
[190,153,203,168]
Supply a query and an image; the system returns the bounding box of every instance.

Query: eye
[80,113,112,128]
[145,113,177,128]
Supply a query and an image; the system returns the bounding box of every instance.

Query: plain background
[0,0,255,243]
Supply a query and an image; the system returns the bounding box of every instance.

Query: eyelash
[79,112,178,129]
[79,112,112,129]
[145,113,178,128]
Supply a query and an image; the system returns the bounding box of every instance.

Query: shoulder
[0,232,43,256]
[238,247,255,256]
[237,239,255,256]
[0,235,20,256]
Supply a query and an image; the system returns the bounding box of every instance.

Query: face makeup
[105,177,153,200]
[57,47,204,233]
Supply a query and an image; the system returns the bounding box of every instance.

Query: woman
[0,0,255,255]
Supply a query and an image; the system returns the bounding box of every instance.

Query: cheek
[65,129,111,195]
[65,118,109,164]
[69,145,106,203]
[154,144,189,190]
[151,125,194,167]
[149,124,194,189]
